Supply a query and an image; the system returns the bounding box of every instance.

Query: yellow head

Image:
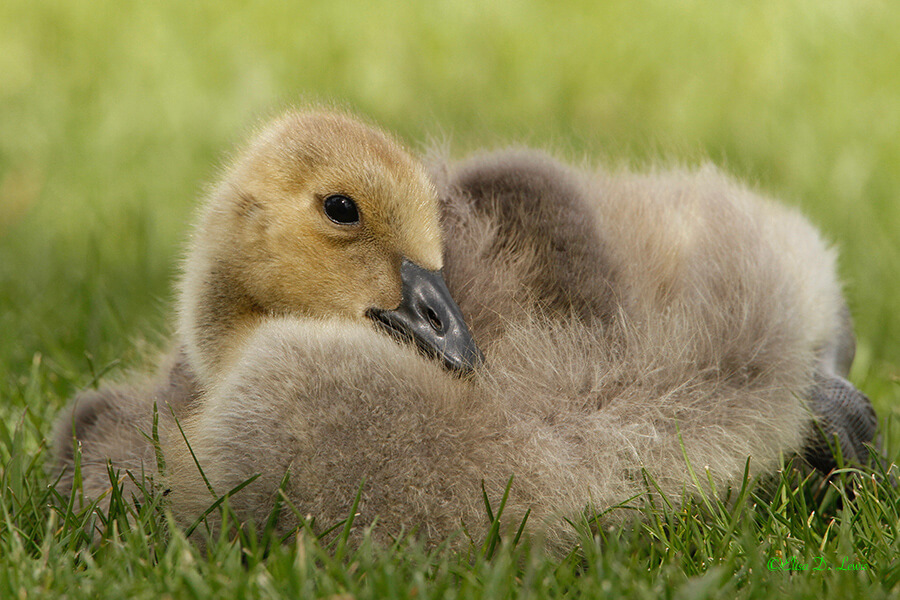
[179,110,480,388]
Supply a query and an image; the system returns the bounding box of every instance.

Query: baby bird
[52,110,877,551]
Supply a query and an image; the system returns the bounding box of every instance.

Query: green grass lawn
[1,1,898,597]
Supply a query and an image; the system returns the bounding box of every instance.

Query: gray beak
[367,259,484,376]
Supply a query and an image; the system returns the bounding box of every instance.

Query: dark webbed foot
[803,373,878,473]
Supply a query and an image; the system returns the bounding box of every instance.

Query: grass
[1,0,898,597]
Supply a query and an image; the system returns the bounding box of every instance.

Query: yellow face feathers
[225,111,443,312]
[180,110,450,387]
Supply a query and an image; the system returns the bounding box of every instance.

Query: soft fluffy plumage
[52,110,876,550]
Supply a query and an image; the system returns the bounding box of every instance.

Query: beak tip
[445,345,485,377]
[368,259,484,378]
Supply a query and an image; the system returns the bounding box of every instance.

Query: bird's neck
[178,253,265,392]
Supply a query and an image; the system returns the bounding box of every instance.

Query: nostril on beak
[424,306,443,334]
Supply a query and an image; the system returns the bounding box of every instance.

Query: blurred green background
[1,0,897,424]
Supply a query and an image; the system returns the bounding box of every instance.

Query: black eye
[323,194,360,225]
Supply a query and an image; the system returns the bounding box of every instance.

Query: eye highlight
[323,194,360,225]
